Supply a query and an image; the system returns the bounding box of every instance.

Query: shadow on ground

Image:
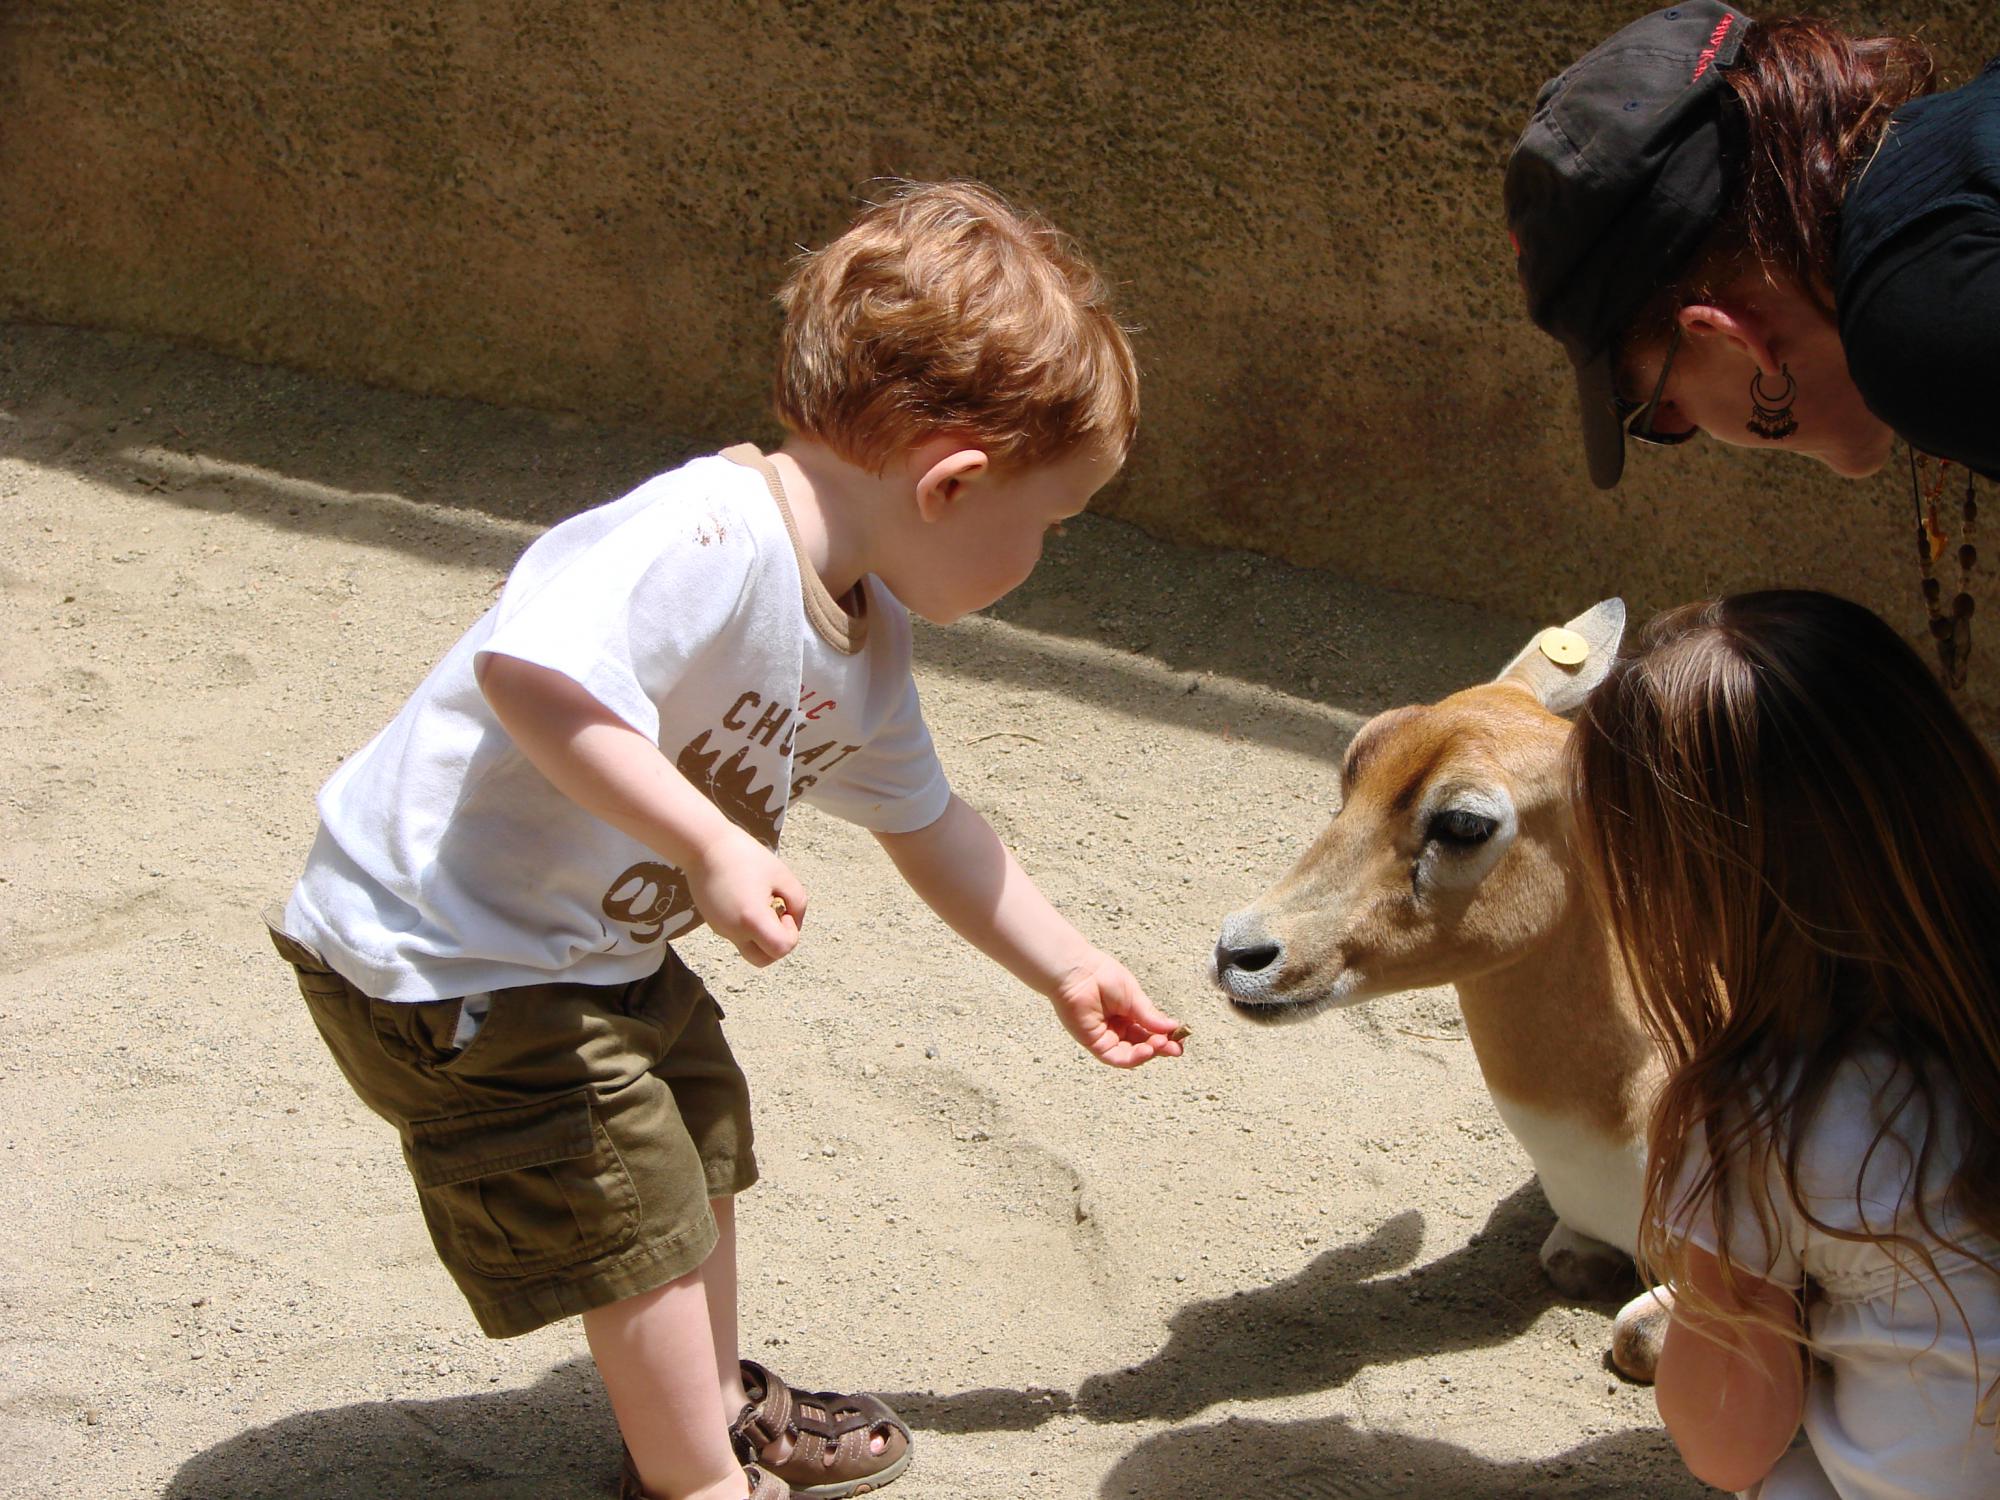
[1076,1182,1570,1421]
[884,1179,1577,1435]
[1098,1414,1703,1499]
[161,1361,621,1499]
[1,321,1534,754]
[162,1185,1667,1499]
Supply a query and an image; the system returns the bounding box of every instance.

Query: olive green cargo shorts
[269,923,757,1338]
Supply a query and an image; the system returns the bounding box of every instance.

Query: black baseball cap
[1504,3,1749,488]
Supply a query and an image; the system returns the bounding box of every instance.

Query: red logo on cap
[1691,14,1735,81]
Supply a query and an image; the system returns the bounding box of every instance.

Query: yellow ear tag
[1538,626,1590,667]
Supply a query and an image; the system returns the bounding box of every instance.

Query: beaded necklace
[1910,448,1977,690]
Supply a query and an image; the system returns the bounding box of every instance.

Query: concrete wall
[4,2,1997,701]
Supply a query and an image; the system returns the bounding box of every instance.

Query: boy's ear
[1494,598,1626,717]
[913,448,990,521]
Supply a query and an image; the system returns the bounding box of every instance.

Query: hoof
[1610,1286,1672,1384]
[1539,1222,1636,1303]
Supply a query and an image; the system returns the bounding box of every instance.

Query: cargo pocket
[266,919,354,1005]
[293,971,352,1003]
[405,1091,639,1278]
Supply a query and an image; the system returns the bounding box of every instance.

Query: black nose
[1215,940,1281,975]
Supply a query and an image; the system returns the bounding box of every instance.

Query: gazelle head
[1213,601,1625,1024]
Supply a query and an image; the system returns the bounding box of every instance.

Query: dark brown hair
[773,181,1138,474]
[1637,15,1936,330]
[1570,592,2000,1418]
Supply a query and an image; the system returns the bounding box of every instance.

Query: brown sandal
[618,1445,788,1500]
[729,1360,913,1498]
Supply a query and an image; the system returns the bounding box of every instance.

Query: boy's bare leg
[704,1197,752,1418]
[583,1243,748,1500]
[703,1198,886,1466]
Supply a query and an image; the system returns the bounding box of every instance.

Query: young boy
[268,180,1183,1500]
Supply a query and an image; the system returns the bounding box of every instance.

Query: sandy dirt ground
[0,324,1706,1499]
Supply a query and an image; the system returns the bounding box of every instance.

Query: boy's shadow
[1098,1412,1705,1499]
[885,1178,1572,1432]
[162,1361,622,1499]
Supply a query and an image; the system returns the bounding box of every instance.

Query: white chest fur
[1486,1092,1646,1256]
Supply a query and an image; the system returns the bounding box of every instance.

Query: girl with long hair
[1569,590,2000,1498]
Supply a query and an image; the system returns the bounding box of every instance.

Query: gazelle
[1210,601,1669,1380]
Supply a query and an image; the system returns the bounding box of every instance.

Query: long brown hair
[1637,15,1935,329]
[1570,592,2000,1412]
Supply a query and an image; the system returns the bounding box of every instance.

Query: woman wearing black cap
[1505,2,1998,683]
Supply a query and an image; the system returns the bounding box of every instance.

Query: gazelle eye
[1428,808,1498,847]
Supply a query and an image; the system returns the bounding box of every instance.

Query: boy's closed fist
[688,825,808,968]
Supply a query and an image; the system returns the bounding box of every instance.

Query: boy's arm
[873,793,1183,1068]
[1654,1244,1806,1492]
[476,652,804,966]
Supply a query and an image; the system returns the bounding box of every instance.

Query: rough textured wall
[4,2,1998,699]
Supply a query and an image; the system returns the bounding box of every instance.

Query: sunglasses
[1613,325,1697,448]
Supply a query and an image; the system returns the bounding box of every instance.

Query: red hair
[773,181,1138,473]
[1636,15,1936,329]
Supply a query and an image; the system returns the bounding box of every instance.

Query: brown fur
[1215,605,1672,1380]
[1243,681,1656,1138]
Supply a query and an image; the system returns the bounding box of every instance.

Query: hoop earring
[1747,365,1798,440]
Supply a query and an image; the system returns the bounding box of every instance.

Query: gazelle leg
[1610,1284,1672,1384]
[1539,1220,1635,1302]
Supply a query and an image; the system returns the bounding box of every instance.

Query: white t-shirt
[285,446,952,1002]
[1666,1052,2000,1499]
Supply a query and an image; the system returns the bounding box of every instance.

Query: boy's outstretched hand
[876,796,1188,1068]
[1047,950,1185,1068]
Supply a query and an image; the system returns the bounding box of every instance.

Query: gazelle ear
[1493,598,1626,717]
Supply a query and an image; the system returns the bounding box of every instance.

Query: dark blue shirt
[1834,58,2000,479]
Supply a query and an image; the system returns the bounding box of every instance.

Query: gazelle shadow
[883,1178,1572,1433]
[1077,1179,1561,1422]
